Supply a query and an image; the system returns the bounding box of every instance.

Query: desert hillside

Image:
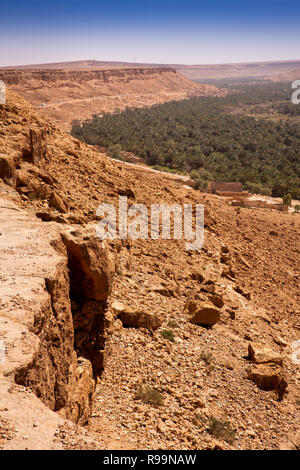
[0,89,299,450]
[0,67,224,130]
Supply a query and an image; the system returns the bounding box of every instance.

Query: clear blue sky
[0,0,299,66]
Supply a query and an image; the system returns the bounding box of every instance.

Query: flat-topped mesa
[0,67,178,85]
[0,67,225,130]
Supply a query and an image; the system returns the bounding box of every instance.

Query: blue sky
[0,1,299,66]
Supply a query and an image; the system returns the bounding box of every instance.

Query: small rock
[49,191,68,213]
[234,285,251,300]
[208,294,224,308]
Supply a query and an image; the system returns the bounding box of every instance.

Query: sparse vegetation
[282,193,292,206]
[200,351,214,365]
[160,329,176,342]
[200,351,215,374]
[137,384,164,406]
[207,416,236,444]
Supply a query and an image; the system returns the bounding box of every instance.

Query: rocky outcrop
[0,88,299,450]
[0,67,177,85]
[60,228,120,375]
[61,227,118,301]
[246,342,287,400]
[185,300,220,327]
[248,342,283,365]
[0,193,119,448]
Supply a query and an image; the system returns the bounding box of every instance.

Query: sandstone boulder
[246,363,287,398]
[208,294,224,308]
[111,301,162,331]
[186,301,220,327]
[49,191,68,213]
[248,342,283,365]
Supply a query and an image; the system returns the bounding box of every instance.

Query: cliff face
[0,67,225,130]
[0,67,178,85]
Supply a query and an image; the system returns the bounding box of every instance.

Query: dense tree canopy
[71,81,300,198]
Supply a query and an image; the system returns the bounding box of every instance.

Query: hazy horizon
[1,0,300,67]
[3,57,300,69]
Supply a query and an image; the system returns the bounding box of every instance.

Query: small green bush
[282,193,292,206]
[160,329,176,342]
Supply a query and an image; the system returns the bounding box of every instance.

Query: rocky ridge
[0,67,225,130]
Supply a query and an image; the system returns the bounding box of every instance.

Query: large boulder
[248,342,283,365]
[186,300,220,327]
[61,228,119,301]
[111,301,162,332]
[246,363,287,398]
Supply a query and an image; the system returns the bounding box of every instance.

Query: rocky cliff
[0,67,225,130]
